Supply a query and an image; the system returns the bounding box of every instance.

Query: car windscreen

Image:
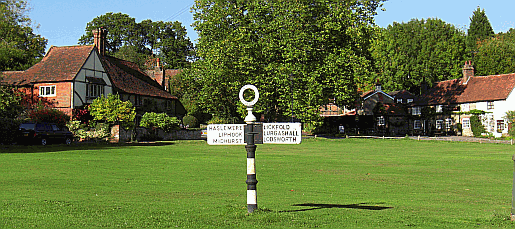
[19,123,35,131]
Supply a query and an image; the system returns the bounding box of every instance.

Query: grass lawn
[1,138,514,228]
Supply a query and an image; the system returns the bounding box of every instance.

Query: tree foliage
[78,13,194,69]
[0,0,47,71]
[88,94,136,129]
[473,29,515,76]
[372,18,466,93]
[186,0,383,124]
[466,7,494,54]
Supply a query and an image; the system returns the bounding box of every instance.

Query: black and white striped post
[239,85,259,213]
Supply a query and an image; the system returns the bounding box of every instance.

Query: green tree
[372,18,466,93]
[473,29,515,76]
[187,0,383,125]
[0,0,47,71]
[88,94,136,129]
[466,7,494,54]
[78,13,194,69]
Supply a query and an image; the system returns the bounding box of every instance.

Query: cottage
[1,29,186,120]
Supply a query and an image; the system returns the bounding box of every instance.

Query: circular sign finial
[239,85,259,107]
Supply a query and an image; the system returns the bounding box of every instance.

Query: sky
[27,0,515,50]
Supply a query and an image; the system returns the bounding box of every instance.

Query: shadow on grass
[280,203,393,212]
[0,141,176,154]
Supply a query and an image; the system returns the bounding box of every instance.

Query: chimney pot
[462,61,474,84]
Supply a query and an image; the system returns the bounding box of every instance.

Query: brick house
[1,28,186,120]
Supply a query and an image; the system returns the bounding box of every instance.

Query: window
[412,106,421,115]
[435,105,443,113]
[86,84,104,98]
[487,101,494,110]
[436,120,443,129]
[39,85,56,97]
[462,118,470,129]
[462,103,470,112]
[397,98,403,103]
[497,120,505,132]
[414,120,422,129]
[445,118,452,130]
[407,99,413,103]
[377,116,385,126]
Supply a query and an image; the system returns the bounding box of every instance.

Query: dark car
[18,122,73,145]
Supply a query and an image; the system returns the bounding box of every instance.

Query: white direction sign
[207,124,245,145]
[207,123,302,145]
[263,123,302,144]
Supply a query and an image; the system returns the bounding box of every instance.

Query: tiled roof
[100,55,177,99]
[417,73,515,105]
[457,73,515,103]
[2,45,94,85]
[389,90,414,99]
[1,45,177,100]
[417,79,465,105]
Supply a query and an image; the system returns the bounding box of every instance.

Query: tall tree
[186,0,383,125]
[78,13,194,69]
[0,0,47,71]
[372,18,466,93]
[473,29,515,76]
[466,7,494,54]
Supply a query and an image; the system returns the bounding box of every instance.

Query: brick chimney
[93,28,107,56]
[462,60,474,84]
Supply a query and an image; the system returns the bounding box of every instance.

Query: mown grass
[1,138,514,228]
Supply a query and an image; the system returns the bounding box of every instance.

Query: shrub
[66,120,111,141]
[140,112,180,132]
[470,115,486,137]
[29,106,70,126]
[182,115,198,128]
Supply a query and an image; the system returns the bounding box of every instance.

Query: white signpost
[207,123,301,145]
[206,84,301,213]
[263,123,302,144]
[207,124,245,145]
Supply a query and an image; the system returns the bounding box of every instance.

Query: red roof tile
[2,45,94,85]
[417,79,465,105]
[100,56,177,99]
[1,45,177,100]
[457,73,515,103]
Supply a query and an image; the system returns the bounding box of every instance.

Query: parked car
[18,122,73,145]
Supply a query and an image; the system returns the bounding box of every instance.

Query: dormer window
[407,99,413,103]
[397,98,403,103]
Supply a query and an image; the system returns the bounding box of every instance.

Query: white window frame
[462,118,470,129]
[412,106,421,115]
[436,120,443,130]
[497,120,505,132]
[86,84,105,98]
[445,118,452,130]
[377,116,385,126]
[487,101,494,110]
[414,120,422,129]
[462,103,470,112]
[39,85,56,97]
[407,98,413,103]
[397,98,403,103]
[435,105,443,113]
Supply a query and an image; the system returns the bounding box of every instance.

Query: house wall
[34,82,74,117]
[73,51,113,108]
[459,93,515,137]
